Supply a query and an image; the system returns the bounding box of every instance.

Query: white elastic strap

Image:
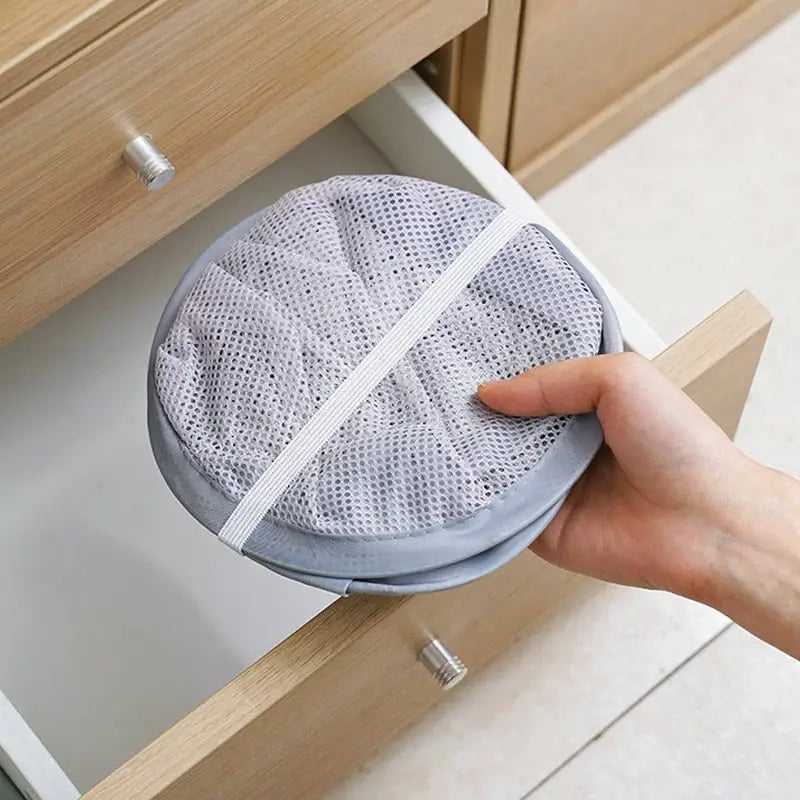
[218,209,526,552]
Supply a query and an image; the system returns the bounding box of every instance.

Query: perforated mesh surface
[154,176,603,541]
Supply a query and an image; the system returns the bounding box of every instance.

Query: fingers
[477,354,634,418]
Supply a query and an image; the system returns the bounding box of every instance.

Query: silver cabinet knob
[419,638,467,690]
[122,135,175,191]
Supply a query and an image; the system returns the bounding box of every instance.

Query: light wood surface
[416,0,523,160]
[83,293,770,800]
[512,0,799,194]
[417,37,464,112]
[507,0,754,172]
[656,291,772,439]
[457,0,522,161]
[0,0,486,347]
[0,0,149,101]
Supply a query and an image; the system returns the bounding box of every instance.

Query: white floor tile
[531,626,800,800]
[326,585,724,800]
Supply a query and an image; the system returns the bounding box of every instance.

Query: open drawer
[0,72,770,799]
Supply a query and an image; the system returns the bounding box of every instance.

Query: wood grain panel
[0,0,150,100]
[0,0,486,346]
[458,0,523,160]
[83,292,770,800]
[416,37,464,111]
[508,0,756,171]
[656,291,771,439]
[513,0,799,194]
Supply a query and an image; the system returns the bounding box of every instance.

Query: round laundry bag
[147,175,622,595]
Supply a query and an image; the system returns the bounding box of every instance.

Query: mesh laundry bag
[148,175,622,595]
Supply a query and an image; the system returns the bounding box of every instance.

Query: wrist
[683,462,800,655]
[665,460,800,606]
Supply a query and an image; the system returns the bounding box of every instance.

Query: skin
[478,353,800,660]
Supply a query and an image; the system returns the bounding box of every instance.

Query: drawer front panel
[0,0,485,345]
[0,0,151,101]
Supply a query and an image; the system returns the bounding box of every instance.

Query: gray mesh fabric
[148,175,622,595]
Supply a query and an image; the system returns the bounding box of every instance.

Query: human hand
[477,354,792,603]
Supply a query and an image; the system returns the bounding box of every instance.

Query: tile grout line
[518,621,735,800]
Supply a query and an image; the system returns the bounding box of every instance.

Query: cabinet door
[82,291,770,800]
[417,0,523,162]
[508,0,797,193]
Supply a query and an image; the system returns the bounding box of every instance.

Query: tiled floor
[532,627,800,800]
[328,11,800,799]
[327,587,726,800]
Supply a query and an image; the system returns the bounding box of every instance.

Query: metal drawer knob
[419,638,467,690]
[122,135,175,191]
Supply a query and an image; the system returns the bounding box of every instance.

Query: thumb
[477,355,626,418]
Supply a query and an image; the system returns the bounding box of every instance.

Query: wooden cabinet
[0,0,774,794]
[422,0,798,194]
[0,0,486,346]
[509,0,756,167]
[0,71,772,799]
[0,0,151,98]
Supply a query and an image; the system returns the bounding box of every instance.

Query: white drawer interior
[0,119,384,794]
[0,73,662,794]
[0,692,77,800]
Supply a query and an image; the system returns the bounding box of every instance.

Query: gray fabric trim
[240,410,599,577]
[147,196,621,593]
[261,491,566,595]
